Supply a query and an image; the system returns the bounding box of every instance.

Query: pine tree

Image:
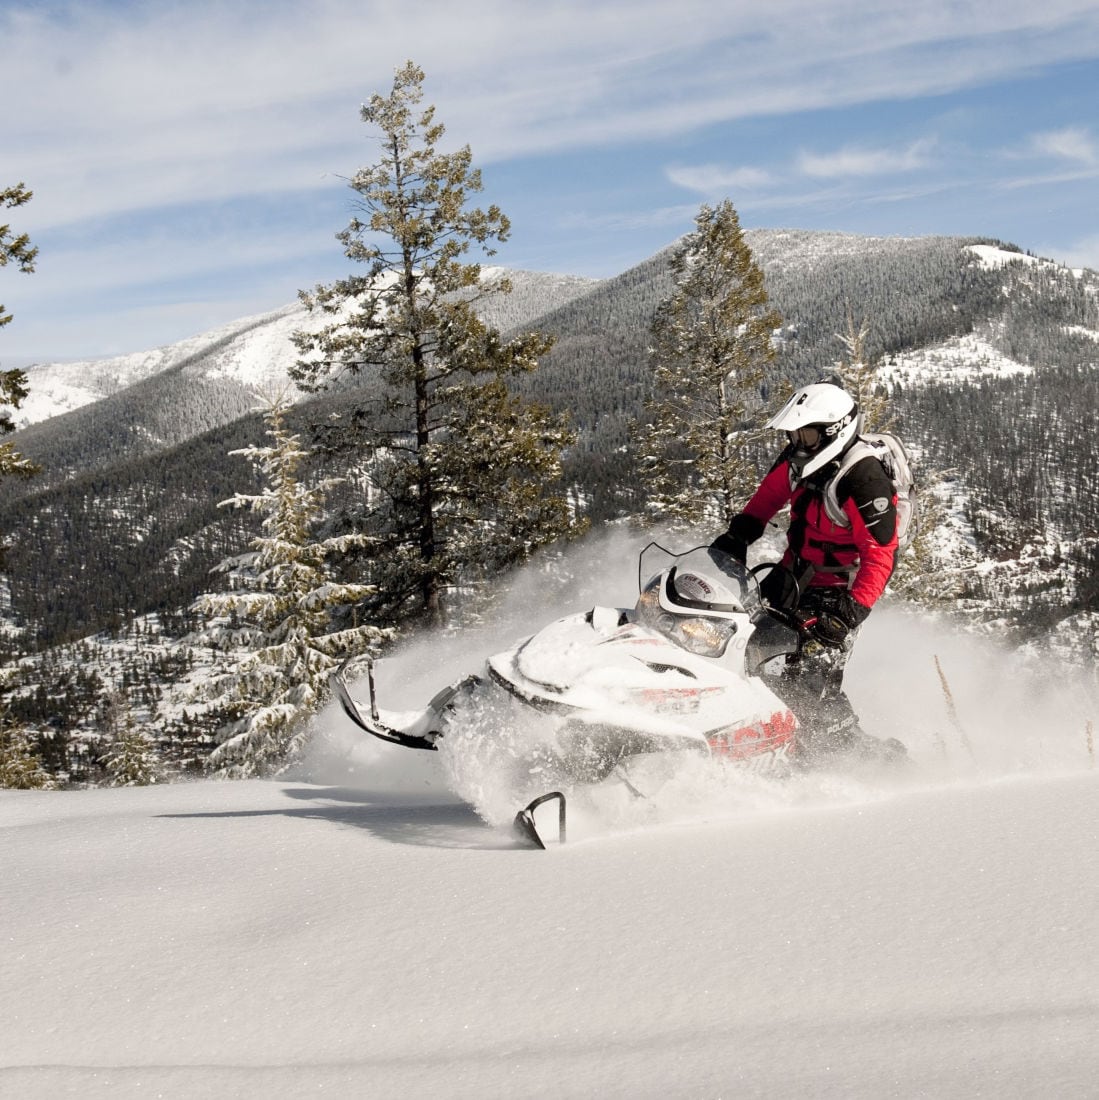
[192,393,392,777]
[291,61,583,627]
[0,703,55,789]
[99,690,160,787]
[1,182,40,487]
[637,200,785,528]
[833,307,893,430]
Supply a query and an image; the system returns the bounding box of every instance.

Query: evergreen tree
[192,394,392,777]
[637,200,785,528]
[833,307,892,430]
[291,61,583,627]
[0,702,55,789]
[1,182,40,487]
[99,690,160,787]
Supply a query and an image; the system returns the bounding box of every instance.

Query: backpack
[821,432,919,553]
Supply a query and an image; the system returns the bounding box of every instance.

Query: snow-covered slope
[3,746,1096,1097]
[3,523,1097,1095]
[966,242,1090,278]
[747,227,932,272]
[882,332,1034,385]
[12,304,308,430]
[9,270,601,432]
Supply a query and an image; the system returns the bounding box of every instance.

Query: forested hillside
[2,231,1096,660]
[7,271,599,500]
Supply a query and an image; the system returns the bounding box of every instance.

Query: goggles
[787,425,822,449]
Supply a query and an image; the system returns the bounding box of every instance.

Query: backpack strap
[822,440,883,528]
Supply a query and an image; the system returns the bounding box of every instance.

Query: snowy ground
[880,333,1033,387]
[4,583,1098,1098]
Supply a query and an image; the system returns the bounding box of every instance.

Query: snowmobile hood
[508,609,728,694]
[484,604,787,747]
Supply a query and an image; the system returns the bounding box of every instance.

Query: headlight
[675,616,735,657]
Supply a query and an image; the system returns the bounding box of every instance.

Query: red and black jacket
[732,444,898,614]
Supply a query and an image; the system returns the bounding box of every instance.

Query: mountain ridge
[2,228,1097,659]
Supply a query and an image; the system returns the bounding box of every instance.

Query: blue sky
[3,0,1099,365]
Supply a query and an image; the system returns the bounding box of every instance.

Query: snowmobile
[332,545,839,848]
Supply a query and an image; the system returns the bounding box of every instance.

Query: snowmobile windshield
[634,549,758,657]
[668,548,761,616]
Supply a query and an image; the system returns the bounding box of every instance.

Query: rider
[710,377,904,763]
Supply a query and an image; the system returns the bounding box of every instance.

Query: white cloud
[6,0,1099,358]
[665,164,774,194]
[6,0,1099,231]
[1029,127,1099,164]
[797,140,937,179]
[559,204,702,234]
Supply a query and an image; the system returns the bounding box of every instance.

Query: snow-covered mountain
[10,303,308,430]
[9,269,602,433]
[0,268,602,502]
[2,229,1097,747]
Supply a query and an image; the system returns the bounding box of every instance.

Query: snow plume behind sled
[310,531,1099,845]
[439,700,892,843]
[849,603,1099,780]
[306,528,644,793]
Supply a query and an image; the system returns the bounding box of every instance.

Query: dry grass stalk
[934,655,976,762]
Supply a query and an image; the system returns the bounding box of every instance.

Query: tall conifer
[1,182,39,486]
[99,691,160,787]
[0,702,54,789]
[291,62,582,627]
[638,201,784,528]
[192,395,392,777]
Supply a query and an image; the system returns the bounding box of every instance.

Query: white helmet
[766,381,859,478]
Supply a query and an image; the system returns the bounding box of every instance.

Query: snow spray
[305,529,1098,840]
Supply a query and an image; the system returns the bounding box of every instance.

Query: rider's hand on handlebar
[709,532,746,563]
[807,611,851,649]
[796,594,869,650]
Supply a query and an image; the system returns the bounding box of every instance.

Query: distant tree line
[2,234,1094,649]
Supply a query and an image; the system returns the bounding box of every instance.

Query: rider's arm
[738,457,795,533]
[714,457,793,558]
[838,456,898,612]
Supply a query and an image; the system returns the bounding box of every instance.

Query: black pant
[775,586,864,758]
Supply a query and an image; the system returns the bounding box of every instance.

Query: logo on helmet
[823,410,855,438]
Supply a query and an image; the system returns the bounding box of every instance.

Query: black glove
[807,595,870,649]
[809,610,851,649]
[709,531,747,563]
[710,513,765,564]
[836,593,871,629]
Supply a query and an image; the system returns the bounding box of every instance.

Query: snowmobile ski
[331,660,440,751]
[513,791,567,849]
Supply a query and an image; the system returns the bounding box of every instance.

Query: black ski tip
[513,808,547,849]
[512,791,567,849]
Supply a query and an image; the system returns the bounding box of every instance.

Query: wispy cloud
[796,140,937,179]
[7,0,1099,231]
[559,204,702,233]
[664,164,773,194]
[6,0,1099,358]
[1029,126,1099,164]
